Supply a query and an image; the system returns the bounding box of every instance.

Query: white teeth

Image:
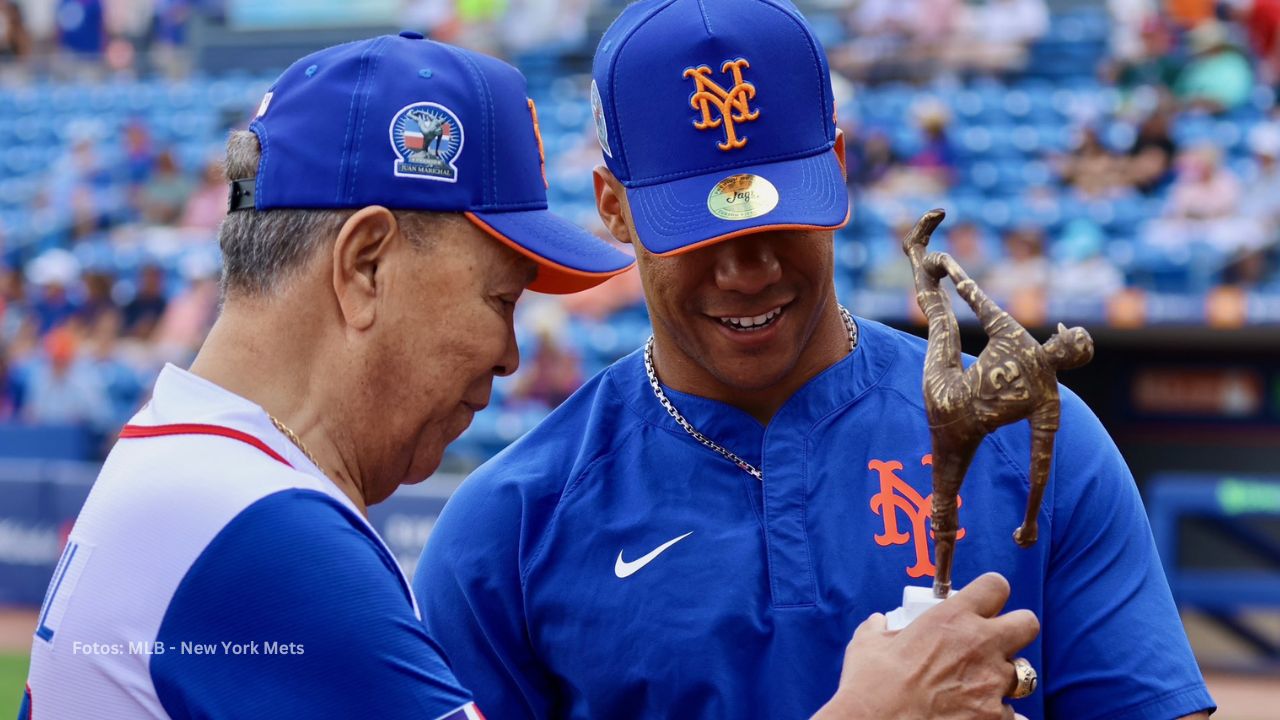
[720,307,782,330]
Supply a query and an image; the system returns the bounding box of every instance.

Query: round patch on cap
[707,174,778,221]
[590,80,612,158]
[389,102,465,183]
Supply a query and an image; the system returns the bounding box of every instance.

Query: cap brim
[465,210,634,294]
[625,150,849,256]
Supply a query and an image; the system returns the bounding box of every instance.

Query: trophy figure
[888,209,1095,628]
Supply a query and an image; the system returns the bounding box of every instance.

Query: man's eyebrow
[522,262,539,287]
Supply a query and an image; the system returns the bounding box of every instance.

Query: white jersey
[22,365,478,720]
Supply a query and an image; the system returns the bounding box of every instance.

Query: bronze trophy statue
[902,209,1095,601]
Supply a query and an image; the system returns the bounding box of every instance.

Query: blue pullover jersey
[416,318,1214,720]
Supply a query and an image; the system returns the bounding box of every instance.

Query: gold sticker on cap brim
[707,174,779,221]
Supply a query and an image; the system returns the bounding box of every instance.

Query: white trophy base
[885,585,945,631]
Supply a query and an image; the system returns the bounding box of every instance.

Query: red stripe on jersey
[119,423,294,468]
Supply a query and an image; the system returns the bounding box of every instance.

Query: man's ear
[593,165,634,246]
[332,206,397,331]
[833,128,847,181]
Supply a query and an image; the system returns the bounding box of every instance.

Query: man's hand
[813,573,1039,720]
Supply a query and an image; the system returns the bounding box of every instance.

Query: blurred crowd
[0,0,1278,455]
[834,0,1280,312]
[0,121,223,443]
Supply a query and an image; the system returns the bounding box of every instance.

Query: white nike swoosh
[614,531,694,579]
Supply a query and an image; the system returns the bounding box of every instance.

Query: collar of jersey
[612,317,900,462]
[135,365,336,494]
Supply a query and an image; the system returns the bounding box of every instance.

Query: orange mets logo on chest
[682,58,760,151]
[868,454,966,578]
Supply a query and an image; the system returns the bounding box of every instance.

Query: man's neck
[652,300,850,425]
[187,301,370,516]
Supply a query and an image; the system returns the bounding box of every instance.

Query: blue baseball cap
[240,32,634,294]
[591,0,849,256]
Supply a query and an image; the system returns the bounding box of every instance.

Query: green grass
[0,652,28,717]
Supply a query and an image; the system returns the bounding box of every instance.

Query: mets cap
[590,0,849,255]
[237,32,634,294]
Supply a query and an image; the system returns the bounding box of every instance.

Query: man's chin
[706,359,797,393]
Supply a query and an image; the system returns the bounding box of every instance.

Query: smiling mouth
[715,305,784,332]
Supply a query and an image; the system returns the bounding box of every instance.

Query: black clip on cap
[228,178,255,212]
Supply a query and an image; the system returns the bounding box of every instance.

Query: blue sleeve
[414,472,556,720]
[1042,390,1215,720]
[152,489,476,720]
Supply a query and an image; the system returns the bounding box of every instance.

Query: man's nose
[712,236,782,295]
[494,318,521,378]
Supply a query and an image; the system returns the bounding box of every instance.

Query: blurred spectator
[942,221,991,281]
[123,119,157,186]
[22,327,113,432]
[1233,0,1280,87]
[904,100,955,192]
[1057,125,1127,198]
[0,0,32,58]
[0,346,19,421]
[1050,219,1125,297]
[1239,122,1280,225]
[846,129,897,189]
[947,0,1049,74]
[79,270,119,327]
[0,266,29,344]
[1107,0,1157,62]
[1149,144,1268,254]
[1222,246,1279,288]
[834,0,960,82]
[864,218,917,290]
[1175,21,1255,113]
[1109,18,1182,94]
[122,264,167,338]
[83,310,144,426]
[56,0,105,57]
[178,158,228,231]
[1167,0,1217,28]
[1125,103,1178,194]
[140,150,194,224]
[150,0,195,77]
[68,193,105,246]
[509,305,583,409]
[1166,144,1241,220]
[152,252,218,360]
[49,139,111,209]
[981,226,1050,299]
[860,102,956,195]
[153,0,194,48]
[26,250,83,334]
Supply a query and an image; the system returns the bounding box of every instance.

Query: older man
[415,1,1215,719]
[18,32,634,719]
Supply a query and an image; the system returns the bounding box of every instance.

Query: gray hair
[217,130,446,297]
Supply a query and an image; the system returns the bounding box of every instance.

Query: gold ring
[1009,657,1038,699]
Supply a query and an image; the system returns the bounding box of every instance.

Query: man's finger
[988,608,1040,655]
[851,612,886,643]
[948,572,1012,618]
[1002,705,1016,720]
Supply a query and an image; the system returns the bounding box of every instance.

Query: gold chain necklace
[268,414,325,474]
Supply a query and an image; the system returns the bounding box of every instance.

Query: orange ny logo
[527,98,548,188]
[868,454,966,578]
[682,58,760,151]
